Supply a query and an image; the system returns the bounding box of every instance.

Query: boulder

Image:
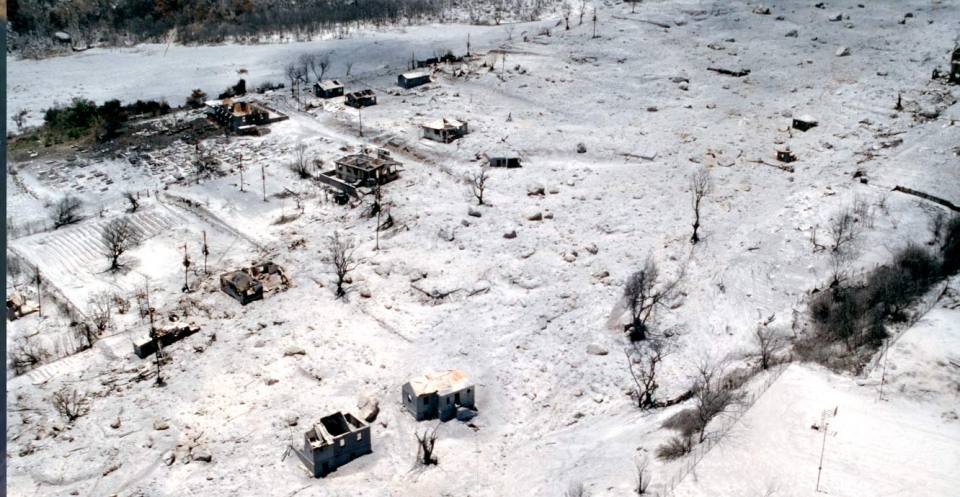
[586,344,608,356]
[576,143,587,154]
[468,207,482,218]
[283,346,306,357]
[192,447,212,463]
[153,419,170,431]
[526,211,543,221]
[835,46,850,57]
[503,230,518,239]
[358,395,380,423]
[526,183,545,196]
[162,450,176,466]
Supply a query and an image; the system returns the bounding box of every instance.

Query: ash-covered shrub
[661,408,699,438]
[656,435,692,460]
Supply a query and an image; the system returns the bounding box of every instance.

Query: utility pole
[358,106,363,137]
[375,169,382,251]
[261,163,267,202]
[467,33,471,56]
[238,152,245,192]
[592,8,598,39]
[35,266,42,317]
[181,243,191,292]
[148,307,163,387]
[202,231,209,275]
[816,407,838,493]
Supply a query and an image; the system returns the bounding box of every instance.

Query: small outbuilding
[220,261,289,305]
[776,146,797,163]
[792,115,818,132]
[314,79,344,99]
[344,89,377,108]
[402,369,476,421]
[483,148,522,168]
[334,150,401,186]
[295,412,372,477]
[398,70,432,89]
[421,118,469,143]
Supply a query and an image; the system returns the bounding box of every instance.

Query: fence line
[661,363,789,496]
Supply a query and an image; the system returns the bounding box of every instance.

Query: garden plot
[8,201,261,313]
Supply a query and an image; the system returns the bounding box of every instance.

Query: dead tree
[579,0,586,25]
[635,456,651,495]
[326,232,361,298]
[181,244,192,292]
[626,340,666,408]
[622,257,679,341]
[754,321,783,370]
[87,292,113,335]
[290,142,312,179]
[690,167,712,244]
[415,424,439,465]
[201,231,210,275]
[469,167,489,206]
[124,191,140,212]
[50,195,83,229]
[148,308,165,386]
[51,387,90,423]
[692,360,741,443]
[9,336,49,375]
[13,109,28,132]
[562,1,572,29]
[827,207,860,254]
[102,217,142,271]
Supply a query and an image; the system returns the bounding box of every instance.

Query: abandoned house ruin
[333,149,401,187]
[294,412,372,477]
[421,118,469,143]
[402,369,476,421]
[6,292,39,321]
[133,322,201,359]
[314,79,344,99]
[415,52,464,68]
[398,70,432,89]
[483,148,522,168]
[206,98,288,132]
[792,114,818,132]
[344,89,377,108]
[220,261,289,305]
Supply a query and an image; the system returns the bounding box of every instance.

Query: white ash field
[5,1,960,496]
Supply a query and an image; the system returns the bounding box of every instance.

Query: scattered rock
[582,243,598,255]
[409,270,427,282]
[110,418,121,429]
[467,207,482,218]
[359,287,372,298]
[646,106,658,112]
[526,211,543,221]
[576,142,587,154]
[752,5,770,15]
[679,81,689,91]
[829,13,843,21]
[503,230,518,239]
[438,228,455,242]
[526,183,545,196]
[283,346,306,357]
[586,344,609,356]
[283,414,299,427]
[265,378,279,385]
[153,419,170,431]
[192,447,212,463]
[543,212,554,219]
[358,395,381,423]
[785,29,798,37]
[835,46,850,57]
[162,450,176,466]
[593,270,610,280]
[562,251,577,263]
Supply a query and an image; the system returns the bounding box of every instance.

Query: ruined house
[220,261,289,305]
[334,150,401,186]
[402,369,476,421]
[314,79,344,99]
[295,412,372,477]
[483,148,522,168]
[398,70,432,89]
[776,146,797,163]
[951,47,960,85]
[133,322,201,359]
[421,118,469,143]
[792,115,818,132]
[6,292,39,321]
[415,52,463,68]
[344,89,377,108]
[207,99,288,131]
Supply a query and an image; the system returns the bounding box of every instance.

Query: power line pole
[35,266,42,317]
[238,152,245,192]
[202,231,209,275]
[816,406,838,493]
[261,163,267,202]
[181,243,191,292]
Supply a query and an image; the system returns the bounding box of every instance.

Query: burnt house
[345,89,377,108]
[421,118,469,143]
[398,70,432,89]
[133,323,201,359]
[792,115,818,132]
[483,149,522,168]
[207,99,288,131]
[402,369,476,421]
[314,79,344,98]
[334,150,401,186]
[295,412,372,477]
[220,261,289,305]
[415,52,464,68]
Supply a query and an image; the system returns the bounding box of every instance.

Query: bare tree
[929,210,946,246]
[299,53,318,81]
[9,336,49,375]
[51,387,90,423]
[622,257,680,341]
[13,109,29,132]
[102,217,141,271]
[827,207,860,254]
[635,456,651,495]
[691,359,741,443]
[87,292,113,335]
[344,60,355,77]
[626,340,666,408]
[690,167,712,244]
[415,424,439,465]
[754,320,783,370]
[579,0,587,25]
[469,167,489,206]
[290,142,312,179]
[326,232,362,298]
[562,1,572,29]
[124,191,140,213]
[50,195,83,229]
